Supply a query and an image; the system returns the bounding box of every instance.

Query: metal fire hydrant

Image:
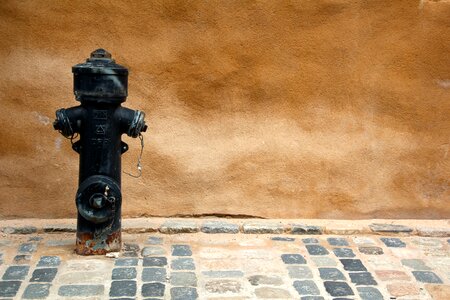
[53,49,147,255]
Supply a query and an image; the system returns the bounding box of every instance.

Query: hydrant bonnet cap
[72,48,128,75]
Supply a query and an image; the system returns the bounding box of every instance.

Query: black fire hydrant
[53,49,147,255]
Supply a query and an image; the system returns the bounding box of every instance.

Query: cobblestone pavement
[0,232,449,299]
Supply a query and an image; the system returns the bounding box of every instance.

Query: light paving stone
[58,284,104,297]
[160,220,199,234]
[0,281,21,297]
[123,243,140,252]
[401,258,432,270]
[387,283,420,297]
[340,259,367,271]
[287,265,313,279]
[357,287,383,300]
[1,226,37,234]
[349,272,377,285]
[22,283,51,299]
[109,280,136,297]
[28,236,42,242]
[142,282,165,297]
[323,281,354,297]
[202,270,244,278]
[380,237,406,248]
[291,224,323,235]
[318,268,345,281]
[171,257,195,270]
[369,223,413,233]
[305,245,329,255]
[374,270,411,281]
[56,271,108,284]
[30,268,57,282]
[255,287,291,298]
[143,256,167,267]
[201,221,239,234]
[353,236,376,245]
[281,254,306,264]
[112,267,137,280]
[14,254,31,264]
[172,245,192,256]
[327,238,349,246]
[64,259,111,272]
[425,284,450,299]
[170,287,198,300]
[299,297,325,300]
[205,279,242,293]
[3,265,30,280]
[417,227,450,237]
[147,236,163,244]
[311,256,337,267]
[358,246,383,255]
[45,239,73,246]
[115,258,138,266]
[37,256,60,267]
[170,272,197,286]
[293,280,320,295]
[142,246,166,256]
[332,248,355,258]
[142,267,167,282]
[248,275,283,286]
[412,271,443,283]
[411,237,443,247]
[242,222,284,234]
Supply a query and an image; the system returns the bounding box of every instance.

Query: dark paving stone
[2,265,30,280]
[412,271,443,283]
[14,254,31,264]
[171,258,195,270]
[142,282,165,297]
[58,285,104,297]
[327,238,349,246]
[324,281,354,297]
[358,246,383,255]
[28,236,43,242]
[110,298,135,300]
[201,221,239,233]
[301,297,325,300]
[37,256,60,267]
[293,280,320,295]
[143,257,167,267]
[357,287,383,300]
[147,236,163,245]
[30,268,58,282]
[0,281,21,297]
[340,259,367,271]
[170,272,197,286]
[109,280,136,297]
[112,267,137,280]
[2,226,37,234]
[272,237,295,242]
[281,254,306,264]
[18,243,37,253]
[349,272,377,285]
[319,268,346,280]
[123,243,140,252]
[142,268,167,282]
[115,258,138,266]
[332,248,355,258]
[22,283,51,299]
[291,224,323,234]
[170,287,198,300]
[305,245,329,255]
[302,238,319,244]
[380,237,406,248]
[122,251,139,257]
[172,245,192,256]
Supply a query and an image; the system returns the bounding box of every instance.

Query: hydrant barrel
[54,49,147,255]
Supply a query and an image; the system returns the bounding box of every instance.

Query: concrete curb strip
[1,219,448,236]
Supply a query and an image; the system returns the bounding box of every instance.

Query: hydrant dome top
[72,48,128,75]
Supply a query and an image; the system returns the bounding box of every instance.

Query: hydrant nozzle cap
[90,48,112,59]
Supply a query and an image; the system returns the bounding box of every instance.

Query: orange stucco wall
[0,0,449,219]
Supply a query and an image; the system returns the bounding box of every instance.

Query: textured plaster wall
[0,0,449,219]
